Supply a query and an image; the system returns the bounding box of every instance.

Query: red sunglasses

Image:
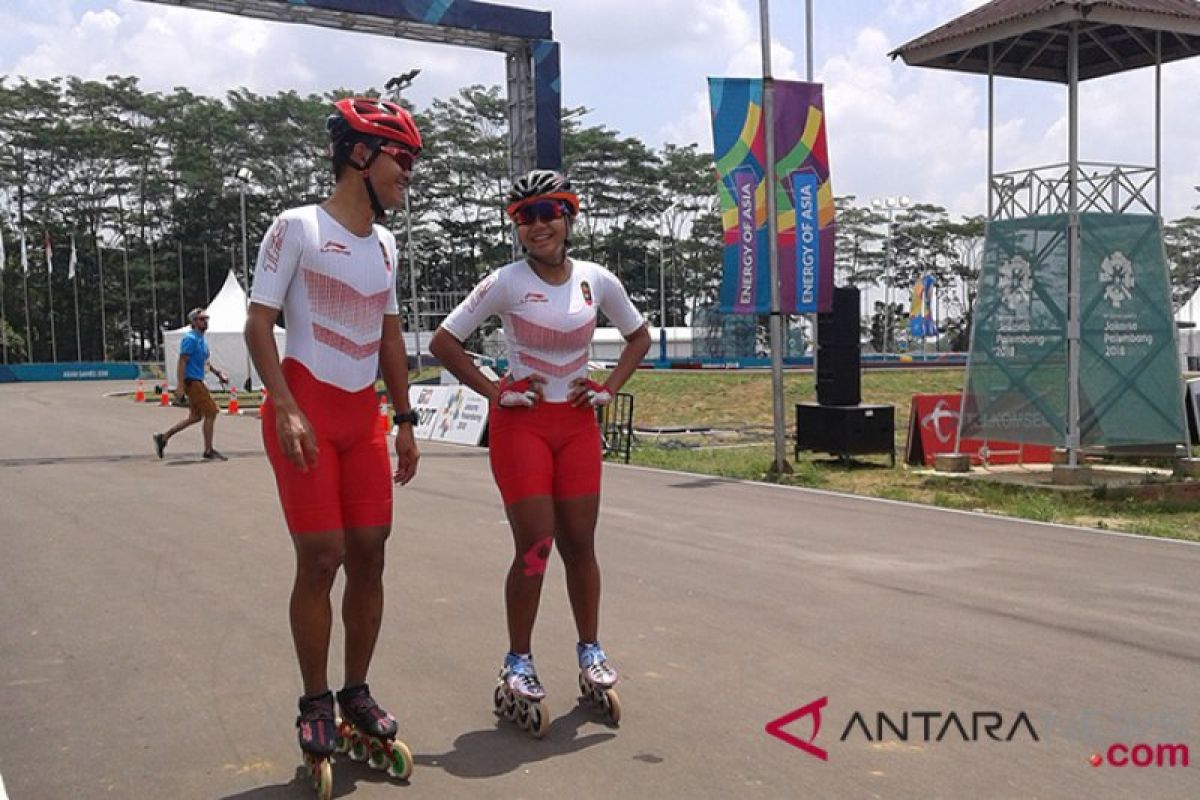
[378,145,417,172]
[513,200,570,226]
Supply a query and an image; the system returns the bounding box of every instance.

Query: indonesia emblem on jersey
[378,241,393,273]
[580,280,593,306]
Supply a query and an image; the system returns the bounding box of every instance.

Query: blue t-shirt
[180,329,209,381]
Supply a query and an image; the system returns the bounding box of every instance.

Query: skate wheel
[304,755,332,800]
[316,759,332,800]
[334,719,351,754]
[368,740,388,770]
[387,739,414,780]
[515,701,530,728]
[529,701,549,739]
[603,688,622,725]
[489,681,504,714]
[349,732,369,763]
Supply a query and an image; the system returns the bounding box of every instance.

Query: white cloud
[1,0,1196,222]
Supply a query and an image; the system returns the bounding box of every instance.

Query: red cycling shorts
[261,358,392,534]
[488,401,602,506]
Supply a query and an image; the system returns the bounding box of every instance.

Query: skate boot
[493,652,550,738]
[296,691,336,800]
[577,641,621,724]
[335,683,413,780]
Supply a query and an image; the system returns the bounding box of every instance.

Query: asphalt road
[0,380,1197,799]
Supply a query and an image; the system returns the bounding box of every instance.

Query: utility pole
[388,69,424,374]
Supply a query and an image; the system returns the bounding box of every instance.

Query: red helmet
[327,97,423,153]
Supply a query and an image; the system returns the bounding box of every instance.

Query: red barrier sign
[904,394,1053,466]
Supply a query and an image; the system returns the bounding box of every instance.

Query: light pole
[657,200,677,362]
[871,195,911,353]
[388,70,423,373]
[236,166,253,390]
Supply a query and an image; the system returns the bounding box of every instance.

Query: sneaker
[153,433,166,459]
[501,652,546,700]
[202,449,228,461]
[577,641,618,688]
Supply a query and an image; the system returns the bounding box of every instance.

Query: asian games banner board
[708,78,835,314]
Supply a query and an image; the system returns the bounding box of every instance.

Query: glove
[576,379,612,408]
[498,375,539,408]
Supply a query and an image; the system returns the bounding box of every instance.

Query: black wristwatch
[393,409,420,426]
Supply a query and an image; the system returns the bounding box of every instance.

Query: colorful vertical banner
[708,77,835,314]
[909,273,938,337]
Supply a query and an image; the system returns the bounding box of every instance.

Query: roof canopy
[891,0,1200,82]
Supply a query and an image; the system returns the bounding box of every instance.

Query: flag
[708,77,836,315]
[44,233,53,274]
[20,231,28,275]
[68,236,77,280]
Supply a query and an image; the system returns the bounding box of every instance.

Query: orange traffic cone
[134,380,146,403]
[160,386,170,406]
[227,387,240,415]
[379,396,391,435]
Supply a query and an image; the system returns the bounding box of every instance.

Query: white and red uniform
[442,259,643,402]
[441,258,644,505]
[251,205,401,534]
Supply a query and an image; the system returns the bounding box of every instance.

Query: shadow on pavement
[0,450,260,468]
[217,705,615,798]
[414,702,616,779]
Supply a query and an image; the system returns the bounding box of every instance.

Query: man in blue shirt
[153,307,229,460]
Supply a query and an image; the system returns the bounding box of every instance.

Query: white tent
[1176,289,1200,372]
[162,270,285,390]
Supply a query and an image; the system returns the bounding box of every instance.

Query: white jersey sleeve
[441,268,511,342]
[250,211,306,310]
[594,266,645,336]
[376,225,401,316]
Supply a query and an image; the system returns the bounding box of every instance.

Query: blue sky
[2,0,1199,220]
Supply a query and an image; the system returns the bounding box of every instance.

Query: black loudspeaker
[816,287,861,406]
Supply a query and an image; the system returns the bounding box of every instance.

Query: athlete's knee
[297,544,345,587]
[520,536,554,576]
[555,535,596,565]
[344,543,386,582]
[203,408,219,421]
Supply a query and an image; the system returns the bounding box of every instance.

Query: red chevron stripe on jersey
[313,323,382,360]
[508,313,596,352]
[302,269,390,336]
[517,350,592,378]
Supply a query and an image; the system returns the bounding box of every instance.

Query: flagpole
[97,237,108,361]
[0,229,7,364]
[760,0,791,475]
[122,244,133,362]
[0,252,7,365]
[47,235,58,362]
[202,242,210,300]
[149,238,159,361]
[177,240,185,325]
[71,236,81,360]
[22,232,32,363]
